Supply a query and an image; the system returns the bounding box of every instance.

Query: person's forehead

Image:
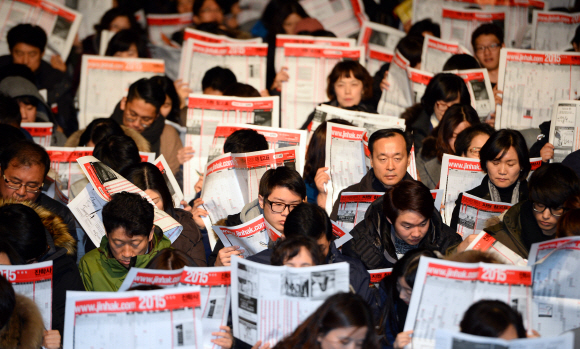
[6,160,44,175]
[373,135,406,151]
[126,98,157,116]
[475,34,500,45]
[13,42,41,53]
[269,186,302,201]
[109,227,146,241]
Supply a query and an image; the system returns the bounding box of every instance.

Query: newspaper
[431,189,443,213]
[46,146,93,197]
[146,13,193,46]
[330,221,353,248]
[408,144,418,180]
[335,192,382,233]
[212,215,270,258]
[183,28,263,44]
[367,45,394,77]
[407,67,433,104]
[78,55,166,128]
[496,49,580,130]
[97,29,115,56]
[21,122,53,147]
[368,268,392,287]
[456,193,513,240]
[182,94,280,201]
[68,156,183,247]
[154,155,184,207]
[274,34,355,75]
[0,261,53,330]
[421,35,469,74]
[531,11,580,51]
[0,0,82,61]
[309,104,405,136]
[435,329,573,349]
[280,43,365,129]
[412,0,445,25]
[300,0,366,38]
[441,7,506,54]
[357,21,405,64]
[118,266,231,349]
[528,237,580,335]
[178,38,267,93]
[404,257,533,349]
[76,0,112,40]
[207,123,307,165]
[377,49,413,116]
[324,123,368,214]
[452,68,495,122]
[63,287,204,349]
[548,100,580,162]
[231,257,350,346]
[466,231,528,266]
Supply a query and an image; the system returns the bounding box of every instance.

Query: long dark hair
[420,73,471,117]
[105,29,148,58]
[303,119,354,182]
[273,293,379,349]
[262,0,308,39]
[151,75,182,124]
[121,163,176,217]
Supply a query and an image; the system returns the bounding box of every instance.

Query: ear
[406,153,411,168]
[120,97,127,111]
[193,15,200,25]
[501,42,505,48]
[574,42,579,52]
[148,227,154,242]
[258,195,264,210]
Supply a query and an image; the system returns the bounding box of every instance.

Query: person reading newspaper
[81,8,138,56]
[109,78,184,174]
[416,104,481,189]
[453,123,495,159]
[442,54,481,71]
[328,129,413,221]
[450,130,532,236]
[210,167,306,266]
[202,66,238,95]
[0,203,84,347]
[462,164,580,258]
[402,73,471,152]
[0,25,77,136]
[343,180,461,270]
[270,235,325,267]
[459,300,530,340]
[104,29,147,58]
[300,61,376,130]
[266,293,379,349]
[78,192,171,291]
[0,141,79,243]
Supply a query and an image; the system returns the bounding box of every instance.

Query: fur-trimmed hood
[0,294,45,349]
[64,125,151,152]
[0,199,76,256]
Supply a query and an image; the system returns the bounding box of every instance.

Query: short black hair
[102,192,154,237]
[454,123,495,157]
[0,125,26,156]
[421,73,471,116]
[284,203,334,243]
[0,240,24,265]
[105,29,147,58]
[121,162,176,217]
[79,118,125,147]
[223,129,269,154]
[270,235,324,266]
[409,19,440,38]
[395,34,424,68]
[368,128,411,156]
[460,300,526,339]
[0,93,22,127]
[529,163,580,208]
[223,83,261,97]
[0,63,36,84]
[126,78,166,113]
[480,129,530,180]
[0,140,50,177]
[7,24,47,52]
[259,167,306,201]
[202,66,237,93]
[150,75,181,124]
[471,23,504,50]
[443,54,481,70]
[93,135,141,173]
[0,204,47,262]
[194,0,224,16]
[0,274,15,330]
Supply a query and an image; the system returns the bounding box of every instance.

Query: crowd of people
[1,0,580,348]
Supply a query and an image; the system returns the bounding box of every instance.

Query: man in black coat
[0,24,77,135]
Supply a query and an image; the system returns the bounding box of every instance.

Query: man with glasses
[472,164,580,258]
[212,167,306,266]
[0,140,78,243]
[471,24,504,88]
[110,78,183,174]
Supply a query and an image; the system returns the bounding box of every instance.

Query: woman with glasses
[377,248,438,349]
[402,73,471,152]
[416,104,481,189]
[450,129,531,237]
[121,163,208,267]
[458,163,580,258]
[454,123,496,159]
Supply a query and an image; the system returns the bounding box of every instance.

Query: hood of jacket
[239,199,264,224]
[0,294,44,349]
[64,125,151,152]
[0,198,76,257]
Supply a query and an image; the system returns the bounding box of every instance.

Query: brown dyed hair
[383,180,434,223]
[146,248,197,269]
[326,61,373,102]
[446,250,502,264]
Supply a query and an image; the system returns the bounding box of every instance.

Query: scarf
[488,178,520,204]
[391,226,419,258]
